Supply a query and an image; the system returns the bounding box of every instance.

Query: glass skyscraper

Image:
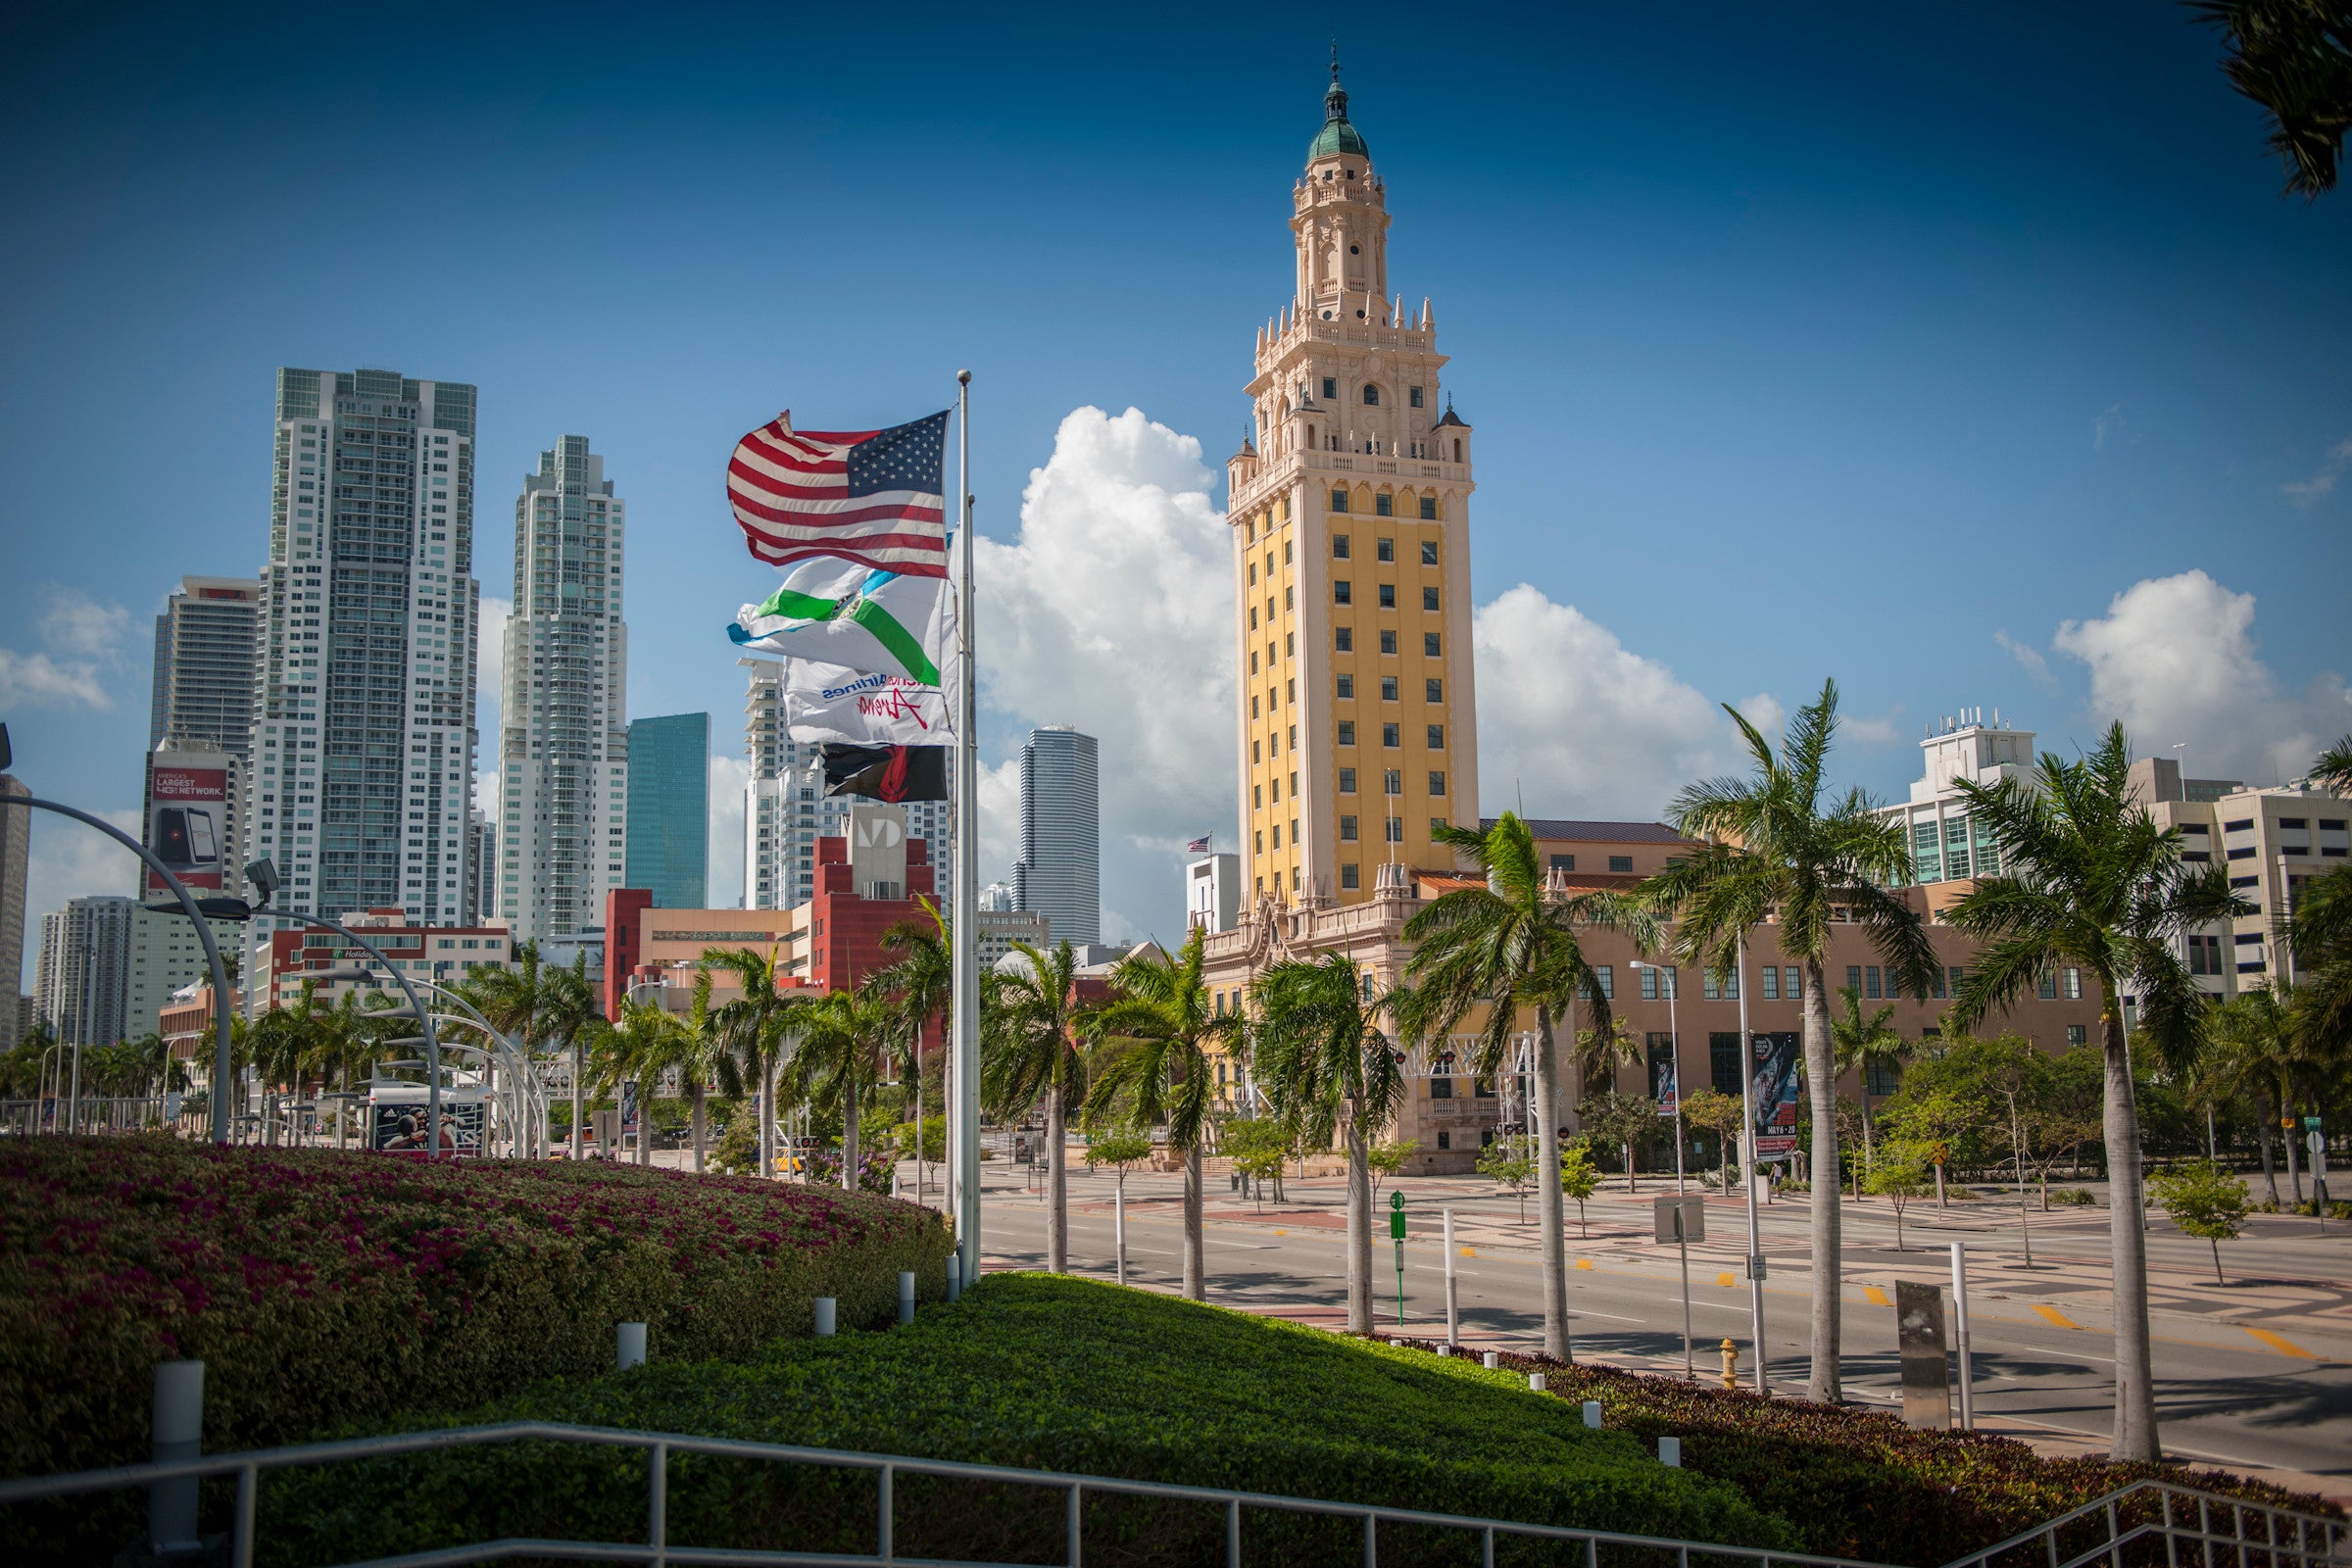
[1014,725,1100,948]
[625,712,710,908]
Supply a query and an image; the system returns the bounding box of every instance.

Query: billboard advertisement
[369,1098,486,1155]
[1750,1031,1802,1157]
[144,756,229,895]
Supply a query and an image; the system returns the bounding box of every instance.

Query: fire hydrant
[1719,1339,1740,1390]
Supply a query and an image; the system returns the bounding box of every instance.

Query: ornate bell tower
[1226,61,1480,909]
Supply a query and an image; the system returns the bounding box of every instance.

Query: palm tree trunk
[2098,984,2161,1461]
[761,1055,777,1180]
[1046,1084,1068,1270]
[1346,1106,1371,1334]
[1800,959,1843,1404]
[691,1083,708,1174]
[569,1037,585,1160]
[842,1075,860,1192]
[1183,1142,1205,1300]
[1531,1002,1572,1362]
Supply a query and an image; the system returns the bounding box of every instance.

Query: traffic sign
[1389,1189,1406,1240]
[1654,1196,1705,1244]
[2307,1116,2325,1131]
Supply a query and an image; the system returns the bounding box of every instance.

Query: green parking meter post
[1390,1190,1407,1326]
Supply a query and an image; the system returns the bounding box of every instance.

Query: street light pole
[0,786,238,1145]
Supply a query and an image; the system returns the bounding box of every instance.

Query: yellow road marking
[2033,1303,2082,1330]
[2241,1326,2317,1359]
[1459,1246,1476,1258]
[1576,1258,1593,1270]
[1716,1272,1736,1288]
[1273,1229,1287,1237]
[1863,1285,1889,1307]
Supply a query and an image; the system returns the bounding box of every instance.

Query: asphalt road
[956,1166,2352,1481]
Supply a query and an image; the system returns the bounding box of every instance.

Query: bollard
[615,1322,647,1371]
[899,1270,916,1326]
[1582,1399,1601,1429]
[814,1297,837,1337]
[1483,1351,1499,1370]
[150,1359,204,1553]
[1437,1345,1451,1358]
[1660,1437,1682,1468]
[1528,1372,1545,1393]
[947,1251,962,1303]
[1719,1339,1740,1390]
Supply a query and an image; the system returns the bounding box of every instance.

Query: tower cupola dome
[1307,56,1368,162]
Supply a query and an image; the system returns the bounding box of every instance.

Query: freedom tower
[1223,62,1481,909]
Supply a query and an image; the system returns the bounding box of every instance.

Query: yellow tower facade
[1225,66,1480,906]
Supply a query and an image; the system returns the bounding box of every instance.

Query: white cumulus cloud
[1471,585,1736,822]
[973,407,1236,943]
[0,584,134,711]
[1994,629,2058,693]
[2282,437,2351,508]
[0,649,113,710]
[38,586,133,662]
[2052,569,2348,786]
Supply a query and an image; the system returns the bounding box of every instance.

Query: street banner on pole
[1750,1031,1801,1156]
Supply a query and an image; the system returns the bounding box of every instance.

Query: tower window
[1338,721,1356,746]
[1341,863,1359,890]
[1421,540,1438,564]
[1420,498,1438,521]
[1383,724,1401,748]
[1378,584,1396,609]
[1409,386,1424,408]
[1375,493,1393,516]
[1429,772,1446,797]
[1380,630,1397,655]
[1330,490,1349,513]
[1363,384,1380,406]
[1340,767,1357,793]
[1341,815,1358,841]
[1337,674,1354,700]
[1322,377,1338,400]
[1381,676,1399,701]
[1423,587,1440,612]
[1336,627,1352,652]
[1349,244,1360,255]
[1427,679,1444,703]
[1385,770,1402,796]
[1452,438,1462,462]
[1333,534,1349,559]
[1334,581,1351,605]
[1424,632,1441,657]
[1428,724,1446,748]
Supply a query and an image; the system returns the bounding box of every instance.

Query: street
[943,1158,2352,1486]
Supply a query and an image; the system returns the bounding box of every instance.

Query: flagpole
[952,368,982,1291]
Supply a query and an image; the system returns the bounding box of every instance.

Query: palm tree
[674,970,726,1172]
[1942,720,2250,1461]
[982,941,1096,1270]
[1642,678,1937,1405]
[590,998,694,1165]
[1404,812,1655,1361]
[1092,928,1242,1300]
[878,898,953,1192]
[543,956,602,1157]
[701,944,806,1177]
[2187,1,2352,199]
[782,981,897,1191]
[475,942,570,1149]
[2202,986,2300,1204]
[1252,951,1409,1333]
[1572,1014,1642,1104]
[1831,985,1911,1191]
[2282,736,2352,1061]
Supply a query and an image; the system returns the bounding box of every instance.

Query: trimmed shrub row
[250,1274,1792,1568]
[1373,1332,2338,1566]
[0,1136,953,1480]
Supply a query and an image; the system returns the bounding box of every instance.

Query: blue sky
[3,1,2347,963]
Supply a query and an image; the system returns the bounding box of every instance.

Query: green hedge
[250,1275,1789,1567]
[0,1136,953,1482]
[1376,1333,2337,1565]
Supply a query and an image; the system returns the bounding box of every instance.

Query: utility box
[1896,1280,1950,1429]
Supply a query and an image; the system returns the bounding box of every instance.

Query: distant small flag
[1186,835,1212,854]
[729,409,951,576]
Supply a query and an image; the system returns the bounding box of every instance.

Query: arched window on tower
[1451,438,1462,463]
[1362,384,1380,406]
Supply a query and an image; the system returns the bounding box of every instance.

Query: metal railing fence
[0,1418,1901,1568]
[1943,1478,2344,1568]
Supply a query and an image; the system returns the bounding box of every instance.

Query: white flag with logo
[781,659,953,745]
[728,560,952,685]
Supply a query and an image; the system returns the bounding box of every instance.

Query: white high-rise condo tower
[501,436,629,942]
[245,368,481,930]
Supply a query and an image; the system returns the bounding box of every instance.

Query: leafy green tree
[2188,1,2352,199]
[1252,950,1410,1332]
[1831,985,1911,1185]
[1092,928,1242,1300]
[1558,1139,1602,1237]
[1643,679,1937,1405]
[589,998,694,1165]
[1943,720,2250,1460]
[700,944,808,1178]
[1220,1114,1293,1211]
[1405,811,1655,1361]
[1864,1139,1934,1250]
[1476,1137,1538,1222]
[983,941,1098,1271]
[2150,1160,2253,1284]
[1679,1088,1744,1192]
[784,982,899,1191]
[1367,1139,1419,1200]
[1576,1089,1661,1194]
[2278,738,2352,1095]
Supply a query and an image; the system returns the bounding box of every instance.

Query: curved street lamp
[243,858,444,1157]
[0,725,238,1143]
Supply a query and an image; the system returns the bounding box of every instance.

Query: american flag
[729,409,951,577]
[1187,835,1212,853]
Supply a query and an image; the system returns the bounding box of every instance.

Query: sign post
[1443,1206,1460,1346]
[2310,1119,2328,1228]
[1949,1243,1975,1429]
[1654,1196,1704,1381]
[1390,1190,1407,1327]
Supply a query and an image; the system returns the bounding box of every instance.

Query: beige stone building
[1199,73,2106,1174]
